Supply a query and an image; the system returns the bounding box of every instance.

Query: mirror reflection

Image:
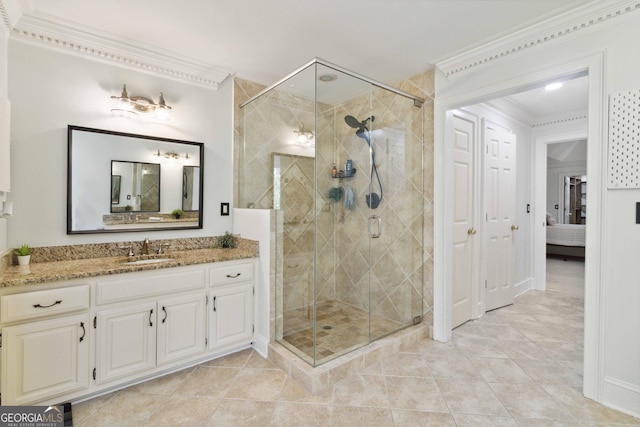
[68,125,204,234]
[111,161,160,213]
[182,166,200,212]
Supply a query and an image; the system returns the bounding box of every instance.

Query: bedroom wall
[435,10,640,416]
[7,41,234,247]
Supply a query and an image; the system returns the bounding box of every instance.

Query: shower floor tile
[281,300,403,365]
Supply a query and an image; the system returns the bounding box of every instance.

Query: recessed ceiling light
[545,82,563,91]
[318,74,337,82]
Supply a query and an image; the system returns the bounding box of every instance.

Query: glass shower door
[366,87,424,342]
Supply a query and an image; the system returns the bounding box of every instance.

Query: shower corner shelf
[332,169,357,179]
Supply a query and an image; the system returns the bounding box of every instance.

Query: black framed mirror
[68,125,204,234]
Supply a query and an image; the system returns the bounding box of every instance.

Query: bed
[546,223,586,258]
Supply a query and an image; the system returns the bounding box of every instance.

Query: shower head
[344,115,374,131]
[344,115,362,129]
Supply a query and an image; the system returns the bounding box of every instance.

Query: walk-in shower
[238,58,424,366]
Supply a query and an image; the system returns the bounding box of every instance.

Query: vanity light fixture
[154,149,189,160]
[294,125,314,145]
[111,84,172,121]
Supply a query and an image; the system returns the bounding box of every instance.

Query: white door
[96,302,156,384]
[2,314,90,405]
[157,293,206,365]
[484,121,517,311]
[209,283,253,352]
[451,113,477,328]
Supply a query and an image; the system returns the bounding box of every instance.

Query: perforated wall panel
[609,89,640,189]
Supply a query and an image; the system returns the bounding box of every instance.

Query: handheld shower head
[344,114,382,209]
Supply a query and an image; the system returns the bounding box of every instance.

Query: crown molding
[484,97,536,126]
[532,111,588,128]
[0,0,20,36]
[434,0,640,79]
[0,3,230,90]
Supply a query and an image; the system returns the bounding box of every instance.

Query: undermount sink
[124,258,173,265]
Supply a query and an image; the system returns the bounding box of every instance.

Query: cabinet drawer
[1,285,90,323]
[210,261,254,286]
[97,269,205,305]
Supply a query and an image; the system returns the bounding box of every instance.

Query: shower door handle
[368,215,382,238]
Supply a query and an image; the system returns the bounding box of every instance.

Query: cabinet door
[96,302,156,385]
[209,283,253,352]
[2,313,90,405]
[157,293,206,366]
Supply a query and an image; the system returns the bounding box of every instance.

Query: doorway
[434,54,604,400]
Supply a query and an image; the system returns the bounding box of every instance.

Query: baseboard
[602,376,640,419]
[514,277,534,298]
[252,333,269,358]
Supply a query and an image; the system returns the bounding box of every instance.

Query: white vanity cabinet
[208,261,254,352]
[1,285,91,405]
[156,293,206,365]
[0,257,256,406]
[95,301,157,384]
[94,268,206,385]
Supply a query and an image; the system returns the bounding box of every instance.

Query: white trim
[0,5,230,89]
[434,53,606,403]
[602,376,640,418]
[434,0,640,79]
[251,334,269,358]
[532,112,588,128]
[533,129,588,291]
[514,278,534,298]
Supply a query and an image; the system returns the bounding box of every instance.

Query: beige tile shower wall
[321,87,424,326]
[234,78,337,336]
[234,68,435,338]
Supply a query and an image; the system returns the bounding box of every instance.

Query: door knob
[467,228,477,235]
[511,225,519,231]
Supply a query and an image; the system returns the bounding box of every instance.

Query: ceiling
[11,0,595,86]
[4,0,596,117]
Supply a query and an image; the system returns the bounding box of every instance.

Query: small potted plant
[217,231,236,249]
[171,209,184,219]
[14,243,32,266]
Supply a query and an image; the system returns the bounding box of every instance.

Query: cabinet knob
[467,228,477,235]
[511,224,519,231]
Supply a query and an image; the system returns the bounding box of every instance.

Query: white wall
[435,12,640,416]
[233,208,271,356]
[0,26,9,253]
[7,41,233,247]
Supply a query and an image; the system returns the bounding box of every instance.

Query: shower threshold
[279,300,404,366]
[269,319,429,395]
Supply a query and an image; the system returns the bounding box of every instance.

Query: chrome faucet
[119,243,134,257]
[141,238,150,255]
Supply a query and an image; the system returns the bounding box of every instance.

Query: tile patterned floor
[73,258,640,426]
[281,300,403,365]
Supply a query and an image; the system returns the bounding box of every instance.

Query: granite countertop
[0,240,258,288]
